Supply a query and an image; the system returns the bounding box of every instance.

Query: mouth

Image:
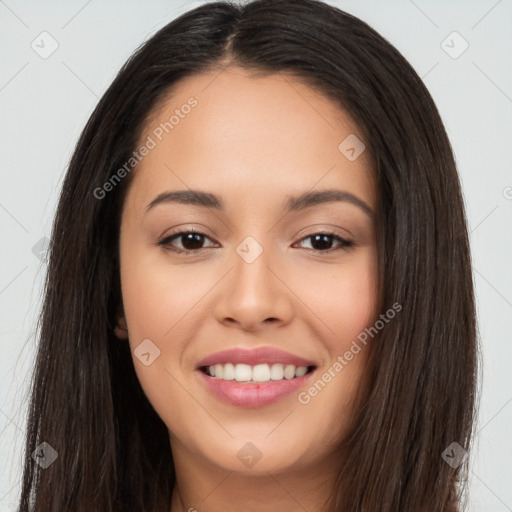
[195,347,318,407]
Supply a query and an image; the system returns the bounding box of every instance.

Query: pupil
[183,233,204,250]
[312,234,332,250]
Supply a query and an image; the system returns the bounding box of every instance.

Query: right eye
[158,229,219,255]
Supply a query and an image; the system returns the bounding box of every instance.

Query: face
[116,66,378,476]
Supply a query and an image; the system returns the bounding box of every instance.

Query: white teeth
[295,366,308,377]
[205,363,310,382]
[270,363,284,380]
[214,364,223,379]
[223,362,235,380]
[252,364,271,382]
[234,363,252,381]
[283,364,295,379]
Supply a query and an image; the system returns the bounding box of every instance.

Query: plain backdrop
[1,0,511,510]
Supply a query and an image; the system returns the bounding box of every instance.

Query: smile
[195,347,318,407]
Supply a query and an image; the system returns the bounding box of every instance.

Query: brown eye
[158,230,217,254]
[295,232,354,253]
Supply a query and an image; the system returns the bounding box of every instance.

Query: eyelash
[157,228,355,255]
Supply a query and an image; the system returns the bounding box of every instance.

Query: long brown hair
[17,1,479,510]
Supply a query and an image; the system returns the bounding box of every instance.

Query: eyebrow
[145,189,374,217]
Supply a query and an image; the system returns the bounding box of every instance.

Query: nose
[213,240,294,332]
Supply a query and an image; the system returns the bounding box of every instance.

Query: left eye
[294,232,354,252]
[158,230,217,253]
[158,230,354,254]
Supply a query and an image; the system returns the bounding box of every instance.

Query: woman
[17,0,479,510]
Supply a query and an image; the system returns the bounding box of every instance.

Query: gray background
[1,0,511,509]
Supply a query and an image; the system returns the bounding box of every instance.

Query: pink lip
[197,370,316,407]
[195,347,317,408]
[195,347,316,368]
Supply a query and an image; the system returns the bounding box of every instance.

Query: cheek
[291,250,378,426]
[118,252,203,429]
[294,249,379,347]
[332,265,378,339]
[118,248,216,407]
[120,247,203,341]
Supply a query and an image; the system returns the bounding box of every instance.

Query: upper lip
[196,347,316,369]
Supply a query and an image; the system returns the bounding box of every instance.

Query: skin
[115,65,379,512]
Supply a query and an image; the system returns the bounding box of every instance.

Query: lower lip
[197,370,315,407]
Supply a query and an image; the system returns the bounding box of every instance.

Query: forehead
[126,66,375,212]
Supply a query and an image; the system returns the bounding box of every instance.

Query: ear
[114,311,129,340]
